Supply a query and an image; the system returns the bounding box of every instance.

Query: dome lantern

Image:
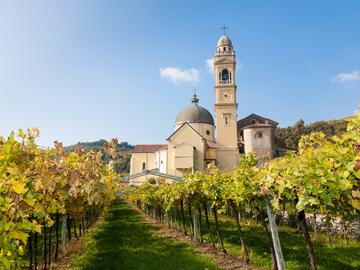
[191,93,199,106]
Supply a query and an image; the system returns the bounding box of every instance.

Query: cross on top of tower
[221,25,228,34]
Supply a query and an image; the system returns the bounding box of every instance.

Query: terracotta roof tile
[132,144,167,153]
[237,113,278,130]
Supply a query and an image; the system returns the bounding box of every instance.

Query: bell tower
[214,33,239,171]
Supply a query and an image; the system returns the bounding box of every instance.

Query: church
[128,34,278,186]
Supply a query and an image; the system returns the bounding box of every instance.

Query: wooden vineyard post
[265,198,286,270]
[61,215,67,254]
[193,207,198,243]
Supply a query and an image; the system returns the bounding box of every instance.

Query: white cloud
[206,58,214,73]
[159,67,199,85]
[331,70,360,83]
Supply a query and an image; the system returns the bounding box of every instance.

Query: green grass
[191,215,360,270]
[72,200,221,270]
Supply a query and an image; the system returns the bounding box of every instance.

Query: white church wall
[167,124,206,177]
[159,150,167,174]
[243,126,274,159]
[130,152,157,175]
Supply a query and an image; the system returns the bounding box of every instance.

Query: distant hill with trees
[65,139,133,174]
[275,118,348,150]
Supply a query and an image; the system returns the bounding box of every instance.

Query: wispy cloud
[344,45,356,55]
[159,67,199,85]
[331,70,360,83]
[206,58,214,73]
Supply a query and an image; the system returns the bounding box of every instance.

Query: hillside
[275,118,348,150]
[65,139,133,174]
[65,139,133,152]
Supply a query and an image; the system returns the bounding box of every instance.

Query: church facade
[129,34,277,186]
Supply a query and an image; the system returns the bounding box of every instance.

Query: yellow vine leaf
[34,223,42,233]
[11,231,28,245]
[24,198,36,207]
[12,182,26,194]
[351,199,360,210]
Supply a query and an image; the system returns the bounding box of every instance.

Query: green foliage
[148,177,157,185]
[65,139,133,152]
[275,118,348,150]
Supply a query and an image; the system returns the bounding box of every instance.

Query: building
[128,34,277,185]
[237,114,278,160]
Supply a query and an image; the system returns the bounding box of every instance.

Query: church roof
[175,94,214,126]
[237,113,278,130]
[124,169,182,182]
[167,122,205,141]
[132,144,167,153]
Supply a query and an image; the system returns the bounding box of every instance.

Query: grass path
[72,200,221,270]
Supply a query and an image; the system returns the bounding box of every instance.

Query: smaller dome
[175,94,214,126]
[217,34,233,48]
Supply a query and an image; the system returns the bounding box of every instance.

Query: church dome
[175,94,214,126]
[217,34,232,48]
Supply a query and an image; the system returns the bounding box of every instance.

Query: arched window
[221,69,229,81]
[255,132,263,139]
[142,162,146,171]
[223,47,227,51]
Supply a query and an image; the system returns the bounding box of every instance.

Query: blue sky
[0,1,359,146]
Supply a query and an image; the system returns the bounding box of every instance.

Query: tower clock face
[221,90,232,102]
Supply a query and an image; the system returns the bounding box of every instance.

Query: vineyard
[0,130,119,269]
[1,110,359,270]
[124,110,360,270]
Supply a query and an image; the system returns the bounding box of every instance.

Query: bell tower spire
[214,32,239,171]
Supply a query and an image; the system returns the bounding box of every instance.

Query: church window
[224,113,231,126]
[142,162,146,171]
[255,132,263,138]
[206,130,210,136]
[223,47,227,51]
[221,69,229,81]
